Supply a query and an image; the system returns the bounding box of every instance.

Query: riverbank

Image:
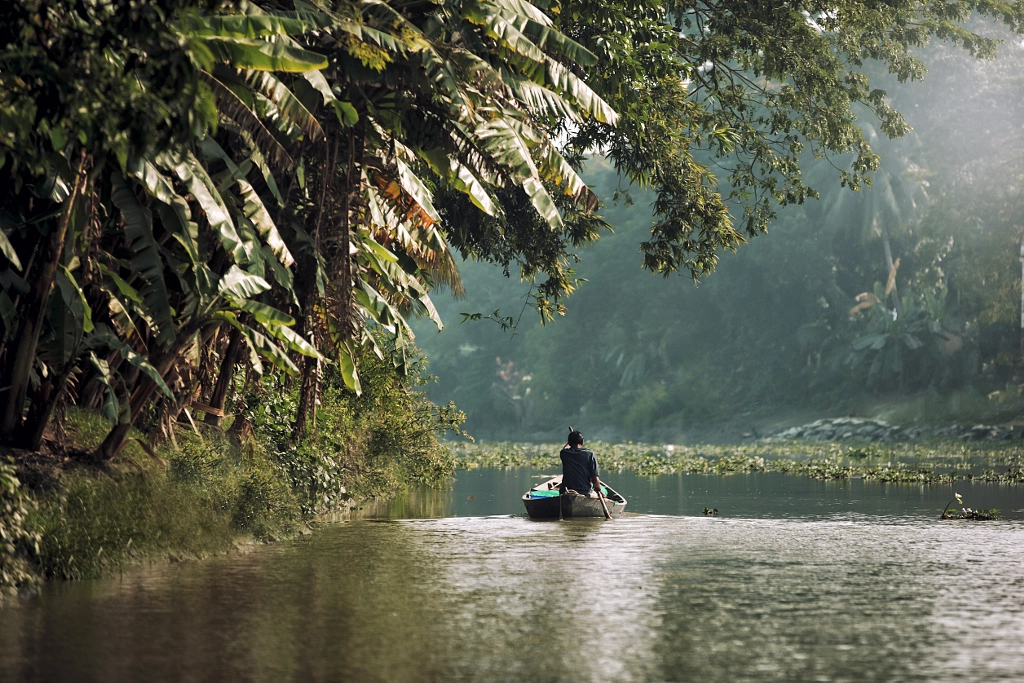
[451,439,1024,484]
[0,410,309,599]
[7,424,1022,601]
[1,372,462,599]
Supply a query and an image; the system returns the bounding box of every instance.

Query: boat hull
[522,475,627,519]
[523,494,626,519]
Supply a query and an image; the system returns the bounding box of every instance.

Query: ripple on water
[2,514,1024,682]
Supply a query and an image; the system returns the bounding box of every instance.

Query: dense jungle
[1,0,1024,620]
[417,38,1024,442]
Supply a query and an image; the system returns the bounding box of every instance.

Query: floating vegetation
[450,440,1024,485]
[940,493,1000,520]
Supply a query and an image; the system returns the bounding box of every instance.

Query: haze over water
[2,470,1023,682]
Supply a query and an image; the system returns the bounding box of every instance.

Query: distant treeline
[416,38,1024,441]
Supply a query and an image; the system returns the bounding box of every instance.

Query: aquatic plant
[451,439,1024,485]
[940,493,999,520]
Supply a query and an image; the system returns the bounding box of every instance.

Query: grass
[449,439,1024,485]
[1,357,464,595]
[20,409,304,582]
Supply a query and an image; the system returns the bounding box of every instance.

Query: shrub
[245,337,465,511]
[0,458,40,596]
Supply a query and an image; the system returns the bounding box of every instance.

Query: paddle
[597,482,612,520]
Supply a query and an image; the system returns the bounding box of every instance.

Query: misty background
[412,35,1024,443]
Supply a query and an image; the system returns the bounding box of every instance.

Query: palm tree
[0,0,619,457]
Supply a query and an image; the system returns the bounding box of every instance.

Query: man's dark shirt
[560,447,598,494]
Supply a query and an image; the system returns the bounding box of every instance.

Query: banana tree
[260,0,618,439]
[92,147,322,460]
[844,282,949,390]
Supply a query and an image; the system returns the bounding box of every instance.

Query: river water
[2,469,1024,682]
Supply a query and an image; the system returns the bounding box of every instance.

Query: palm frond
[200,72,295,171]
[243,70,326,143]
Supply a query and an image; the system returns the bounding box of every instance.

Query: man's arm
[591,475,602,496]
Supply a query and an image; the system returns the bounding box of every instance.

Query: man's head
[568,430,584,447]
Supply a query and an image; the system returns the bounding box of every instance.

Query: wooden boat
[522,474,627,519]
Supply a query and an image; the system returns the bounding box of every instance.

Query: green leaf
[241,325,299,375]
[237,179,295,267]
[261,243,298,306]
[169,151,252,265]
[518,17,597,66]
[89,329,175,400]
[87,351,126,426]
[103,293,143,341]
[507,78,581,122]
[214,311,263,375]
[246,145,284,207]
[337,341,362,395]
[464,4,546,64]
[129,159,181,207]
[243,70,325,142]
[110,175,175,345]
[357,232,399,265]
[197,12,338,39]
[204,36,328,72]
[521,176,562,231]
[420,149,497,215]
[98,264,143,304]
[332,100,359,127]
[233,299,295,327]
[56,265,94,334]
[262,323,322,359]
[200,74,295,171]
[0,230,23,271]
[543,59,618,125]
[480,0,553,25]
[538,143,597,209]
[49,126,67,151]
[395,158,441,224]
[302,69,337,103]
[218,265,271,300]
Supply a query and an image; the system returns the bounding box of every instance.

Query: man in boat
[559,429,603,498]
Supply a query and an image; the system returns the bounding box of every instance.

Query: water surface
[2,470,1023,682]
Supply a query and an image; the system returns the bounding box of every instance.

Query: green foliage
[26,413,303,581]
[844,284,957,389]
[246,338,464,512]
[0,458,40,597]
[230,462,298,541]
[416,33,1024,439]
[0,0,221,177]
[452,439,1024,485]
[2,0,1022,466]
[30,468,231,580]
[941,492,1000,520]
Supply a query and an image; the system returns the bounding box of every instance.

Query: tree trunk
[94,319,202,460]
[292,131,342,443]
[291,355,320,442]
[0,153,87,445]
[205,328,242,427]
[21,366,78,452]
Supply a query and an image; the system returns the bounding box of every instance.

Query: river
[2,469,1023,682]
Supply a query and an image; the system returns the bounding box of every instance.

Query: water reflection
[2,472,1023,682]
[360,468,1024,521]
